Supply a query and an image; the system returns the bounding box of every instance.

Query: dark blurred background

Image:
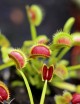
[1,0,80,63]
[0,0,73,47]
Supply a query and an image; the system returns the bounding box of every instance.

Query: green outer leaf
[31,5,43,26]
[53,82,76,92]
[23,40,33,46]
[57,60,69,66]
[54,64,68,80]
[0,33,10,47]
[54,91,72,104]
[34,35,49,44]
[54,96,67,104]
[76,85,80,93]
[63,17,75,33]
[0,61,14,71]
[53,32,73,47]
[63,91,72,101]
[27,5,43,26]
[1,47,13,63]
[11,80,24,87]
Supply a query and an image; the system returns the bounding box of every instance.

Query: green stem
[0,61,14,71]
[30,24,37,40]
[53,82,76,92]
[67,65,80,71]
[57,47,70,61]
[19,70,34,104]
[40,80,47,104]
[53,49,60,57]
[26,6,37,40]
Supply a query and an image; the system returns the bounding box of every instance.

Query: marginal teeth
[8,49,27,69]
[30,44,51,58]
[0,81,10,101]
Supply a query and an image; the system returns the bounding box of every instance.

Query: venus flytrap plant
[50,31,73,64]
[0,16,78,93]
[54,91,72,104]
[0,33,15,71]
[71,93,80,104]
[26,6,37,40]
[30,44,51,58]
[54,64,68,80]
[35,35,49,44]
[22,35,49,56]
[0,81,14,104]
[26,5,43,26]
[52,31,73,62]
[1,4,80,103]
[26,5,43,40]
[50,32,72,52]
[8,49,34,104]
[52,17,75,62]
[53,32,73,47]
[29,43,54,102]
[55,91,80,104]
[8,48,53,104]
[63,17,75,33]
[0,81,10,103]
[40,64,54,104]
[8,49,27,69]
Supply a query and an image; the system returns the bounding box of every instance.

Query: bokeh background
[0,0,73,47]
